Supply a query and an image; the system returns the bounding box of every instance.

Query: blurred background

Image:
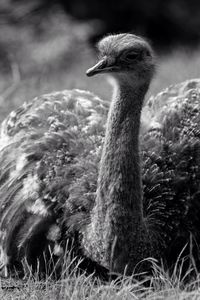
[1,0,200,121]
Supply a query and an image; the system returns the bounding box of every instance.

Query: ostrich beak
[86,56,115,77]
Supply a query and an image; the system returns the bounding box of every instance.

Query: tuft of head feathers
[97,33,152,57]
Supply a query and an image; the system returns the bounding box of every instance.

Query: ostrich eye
[124,52,139,60]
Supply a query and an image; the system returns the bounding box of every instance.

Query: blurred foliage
[61,0,200,48]
[1,0,200,124]
[0,4,110,121]
[1,0,200,49]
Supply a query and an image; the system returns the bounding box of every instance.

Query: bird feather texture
[0,57,200,276]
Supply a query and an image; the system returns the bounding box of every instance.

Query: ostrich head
[86,33,155,85]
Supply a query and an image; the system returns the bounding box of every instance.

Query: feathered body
[0,90,109,276]
[142,79,200,269]
[1,79,200,276]
[0,33,200,277]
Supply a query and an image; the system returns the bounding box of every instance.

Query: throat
[98,80,147,212]
[85,80,150,273]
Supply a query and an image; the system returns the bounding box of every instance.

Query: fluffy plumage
[142,79,200,270]
[0,33,200,278]
[0,90,109,277]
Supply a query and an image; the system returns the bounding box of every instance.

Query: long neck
[100,81,145,213]
[86,79,151,274]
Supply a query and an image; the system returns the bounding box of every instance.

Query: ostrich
[0,33,200,278]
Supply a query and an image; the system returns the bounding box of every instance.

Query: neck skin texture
[85,75,152,274]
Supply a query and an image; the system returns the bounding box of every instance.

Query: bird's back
[141,79,200,271]
[0,89,108,276]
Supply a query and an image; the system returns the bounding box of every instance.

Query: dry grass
[1,259,200,300]
[1,8,200,300]
[151,47,200,96]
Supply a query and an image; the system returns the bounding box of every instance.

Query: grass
[151,47,200,96]
[1,8,200,300]
[1,259,200,299]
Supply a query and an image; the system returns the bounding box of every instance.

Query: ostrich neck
[87,78,151,274]
[99,81,146,213]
